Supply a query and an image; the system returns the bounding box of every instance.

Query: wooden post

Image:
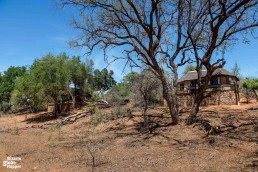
[218,91,221,106]
[234,82,239,105]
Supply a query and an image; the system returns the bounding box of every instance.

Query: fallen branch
[248,106,258,110]
[192,118,221,136]
[56,111,90,127]
[239,121,258,127]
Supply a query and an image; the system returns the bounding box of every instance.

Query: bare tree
[60,0,194,125]
[60,0,258,125]
[231,61,241,78]
[132,70,161,127]
[180,0,258,124]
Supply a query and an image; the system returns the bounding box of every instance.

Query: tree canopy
[1,53,116,114]
[93,68,116,93]
[29,53,70,115]
[0,66,26,102]
[242,78,258,101]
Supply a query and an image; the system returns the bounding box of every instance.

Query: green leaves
[242,78,258,90]
[0,66,26,102]
[2,52,119,113]
[11,53,70,112]
[93,68,116,92]
[68,56,88,89]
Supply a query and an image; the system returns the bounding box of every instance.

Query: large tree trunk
[161,77,179,125]
[171,101,179,124]
[186,72,207,125]
[186,95,202,125]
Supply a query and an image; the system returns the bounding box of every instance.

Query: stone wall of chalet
[178,90,237,107]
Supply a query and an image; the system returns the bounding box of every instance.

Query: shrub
[91,107,103,126]
[106,83,130,106]
[0,101,12,113]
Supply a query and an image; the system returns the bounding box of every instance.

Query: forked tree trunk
[186,85,205,125]
[186,98,202,125]
[161,78,179,125]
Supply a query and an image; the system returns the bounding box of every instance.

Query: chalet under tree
[177,68,240,106]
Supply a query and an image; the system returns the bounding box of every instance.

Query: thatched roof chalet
[178,68,239,84]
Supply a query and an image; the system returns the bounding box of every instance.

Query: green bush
[113,104,126,118]
[91,107,103,126]
[0,101,12,113]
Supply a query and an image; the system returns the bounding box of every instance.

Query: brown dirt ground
[0,101,258,172]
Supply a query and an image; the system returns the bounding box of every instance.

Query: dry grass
[0,102,257,172]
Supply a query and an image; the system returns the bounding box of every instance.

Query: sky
[0,0,128,80]
[0,0,258,81]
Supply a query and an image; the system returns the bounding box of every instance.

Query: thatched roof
[178,68,238,83]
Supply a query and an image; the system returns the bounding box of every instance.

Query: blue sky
[0,0,124,77]
[0,0,257,81]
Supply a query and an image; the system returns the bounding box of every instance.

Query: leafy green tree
[11,54,96,113]
[11,72,47,112]
[106,83,130,105]
[32,53,70,115]
[242,78,258,103]
[122,72,139,86]
[93,68,116,99]
[106,72,139,105]
[0,66,26,103]
[68,56,87,90]
[68,56,93,107]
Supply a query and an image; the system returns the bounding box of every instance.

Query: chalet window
[210,77,219,85]
[226,77,230,84]
[226,77,234,84]
[180,83,184,90]
[190,80,197,88]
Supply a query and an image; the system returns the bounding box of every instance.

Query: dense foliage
[106,72,139,105]
[0,53,116,114]
[0,66,26,102]
[241,78,258,103]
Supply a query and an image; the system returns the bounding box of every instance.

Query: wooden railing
[178,84,236,94]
